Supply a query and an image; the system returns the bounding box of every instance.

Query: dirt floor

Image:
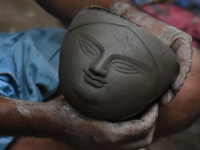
[1,0,200,149]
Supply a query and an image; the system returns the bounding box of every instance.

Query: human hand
[156,25,192,106]
[111,3,193,106]
[48,99,158,150]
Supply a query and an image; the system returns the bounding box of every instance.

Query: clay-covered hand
[156,25,192,106]
[115,3,193,106]
[50,100,158,150]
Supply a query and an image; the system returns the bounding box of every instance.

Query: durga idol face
[59,23,158,121]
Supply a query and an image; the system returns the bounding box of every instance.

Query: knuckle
[93,134,107,143]
[106,133,121,143]
[182,32,192,42]
[187,34,192,41]
[146,136,153,146]
[92,125,109,143]
[144,133,154,147]
[93,129,120,144]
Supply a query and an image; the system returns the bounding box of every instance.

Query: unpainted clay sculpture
[59,7,179,121]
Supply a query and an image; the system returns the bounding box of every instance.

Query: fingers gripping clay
[59,7,179,121]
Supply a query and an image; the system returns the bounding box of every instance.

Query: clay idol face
[59,7,179,121]
[59,24,159,121]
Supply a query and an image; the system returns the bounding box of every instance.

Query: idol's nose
[89,59,107,77]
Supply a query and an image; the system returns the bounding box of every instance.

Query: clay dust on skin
[5,96,83,136]
[161,25,192,91]
[5,97,57,116]
[5,97,34,116]
[109,1,157,30]
[2,97,31,115]
[127,11,163,33]
[17,105,32,115]
[109,2,131,15]
[61,101,85,138]
[104,104,158,148]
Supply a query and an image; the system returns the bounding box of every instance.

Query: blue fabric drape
[0,28,66,149]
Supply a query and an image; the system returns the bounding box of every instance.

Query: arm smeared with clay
[0,95,158,150]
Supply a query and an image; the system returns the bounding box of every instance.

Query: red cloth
[142,3,200,48]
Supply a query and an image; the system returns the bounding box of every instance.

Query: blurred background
[0,0,65,32]
[0,0,200,150]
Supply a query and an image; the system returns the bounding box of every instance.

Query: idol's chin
[66,86,151,121]
[67,97,143,122]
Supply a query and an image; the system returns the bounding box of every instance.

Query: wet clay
[59,7,179,121]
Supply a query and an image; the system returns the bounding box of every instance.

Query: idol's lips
[84,71,107,88]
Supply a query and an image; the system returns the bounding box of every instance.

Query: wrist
[0,97,58,137]
[0,97,28,136]
[109,2,166,37]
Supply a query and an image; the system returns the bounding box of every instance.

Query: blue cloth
[131,0,152,6]
[0,28,66,149]
[132,0,200,9]
[175,0,200,16]
[175,0,200,9]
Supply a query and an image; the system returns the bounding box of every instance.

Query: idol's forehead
[65,23,156,69]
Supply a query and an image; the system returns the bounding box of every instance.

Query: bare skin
[0,96,158,150]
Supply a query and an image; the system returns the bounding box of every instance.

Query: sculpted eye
[80,39,100,57]
[112,60,139,74]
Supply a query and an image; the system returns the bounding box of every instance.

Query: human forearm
[0,97,63,138]
[0,97,27,136]
[0,96,158,149]
[0,97,31,136]
[35,0,133,24]
[34,0,162,33]
[0,94,159,149]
